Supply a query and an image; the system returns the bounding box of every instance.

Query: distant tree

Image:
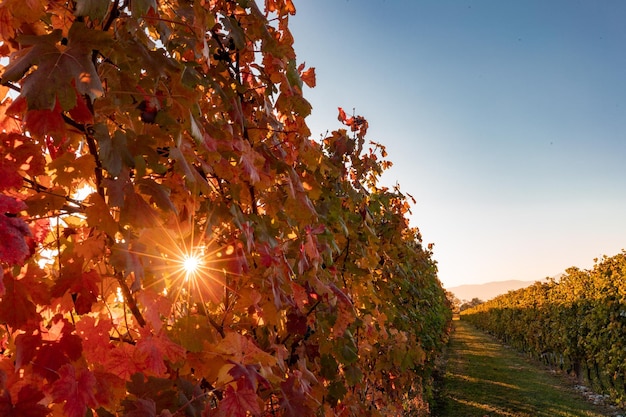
[460,297,485,311]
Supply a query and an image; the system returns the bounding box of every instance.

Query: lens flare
[183,254,202,276]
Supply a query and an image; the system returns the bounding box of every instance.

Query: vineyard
[0,0,451,416]
[462,251,626,407]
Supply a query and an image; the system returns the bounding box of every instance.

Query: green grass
[434,319,613,417]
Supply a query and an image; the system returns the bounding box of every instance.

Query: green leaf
[75,0,110,21]
[3,23,107,111]
[136,178,176,212]
[320,354,338,380]
[327,381,347,405]
[130,0,157,18]
[339,340,358,365]
[343,364,363,386]
[94,125,134,177]
[222,16,246,50]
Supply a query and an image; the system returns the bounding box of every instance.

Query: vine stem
[116,272,147,327]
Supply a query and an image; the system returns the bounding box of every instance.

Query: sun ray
[111,193,244,326]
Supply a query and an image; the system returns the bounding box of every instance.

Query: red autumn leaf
[120,190,159,229]
[26,316,83,381]
[0,160,23,191]
[0,271,40,328]
[92,370,125,408]
[217,382,261,417]
[239,144,263,185]
[105,343,145,381]
[68,91,93,124]
[0,195,32,265]
[8,134,47,177]
[227,361,271,392]
[136,328,186,377]
[51,254,100,315]
[42,315,83,361]
[51,363,98,417]
[33,316,83,381]
[29,219,50,245]
[75,315,113,365]
[0,384,49,417]
[14,329,42,369]
[280,375,314,417]
[23,106,67,140]
[137,289,172,332]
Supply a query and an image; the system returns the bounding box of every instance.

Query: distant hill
[447,279,541,302]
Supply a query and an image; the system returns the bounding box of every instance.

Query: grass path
[435,319,616,417]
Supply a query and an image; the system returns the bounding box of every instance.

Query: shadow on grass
[435,320,609,417]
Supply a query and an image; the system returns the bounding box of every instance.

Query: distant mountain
[446,279,541,302]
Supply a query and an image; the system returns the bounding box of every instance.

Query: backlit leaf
[85,192,119,238]
[0,271,39,328]
[0,384,49,417]
[218,382,261,417]
[51,364,98,417]
[0,195,31,265]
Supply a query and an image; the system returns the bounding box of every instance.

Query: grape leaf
[75,315,113,365]
[0,195,31,265]
[75,0,110,21]
[24,187,67,216]
[0,159,22,191]
[32,316,83,380]
[48,153,96,188]
[15,329,42,369]
[0,271,40,328]
[94,126,134,177]
[85,192,119,238]
[280,375,313,417]
[137,178,176,212]
[217,382,261,417]
[51,363,98,417]
[105,344,145,381]
[51,254,100,315]
[124,398,157,417]
[0,384,49,417]
[300,66,316,88]
[2,22,106,111]
[135,330,186,377]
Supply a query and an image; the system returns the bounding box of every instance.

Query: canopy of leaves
[0,0,451,416]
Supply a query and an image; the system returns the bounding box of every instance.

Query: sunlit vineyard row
[0,0,453,415]
[462,251,626,406]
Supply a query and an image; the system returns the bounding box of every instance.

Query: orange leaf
[85,192,119,238]
[300,67,316,88]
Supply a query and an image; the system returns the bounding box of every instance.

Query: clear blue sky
[290,0,626,288]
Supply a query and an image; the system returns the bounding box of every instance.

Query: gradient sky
[290,1,626,288]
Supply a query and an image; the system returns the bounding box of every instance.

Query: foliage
[0,1,451,416]
[462,252,626,407]
[458,297,482,312]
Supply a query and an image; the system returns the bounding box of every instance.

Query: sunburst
[182,254,202,277]
[114,204,240,321]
